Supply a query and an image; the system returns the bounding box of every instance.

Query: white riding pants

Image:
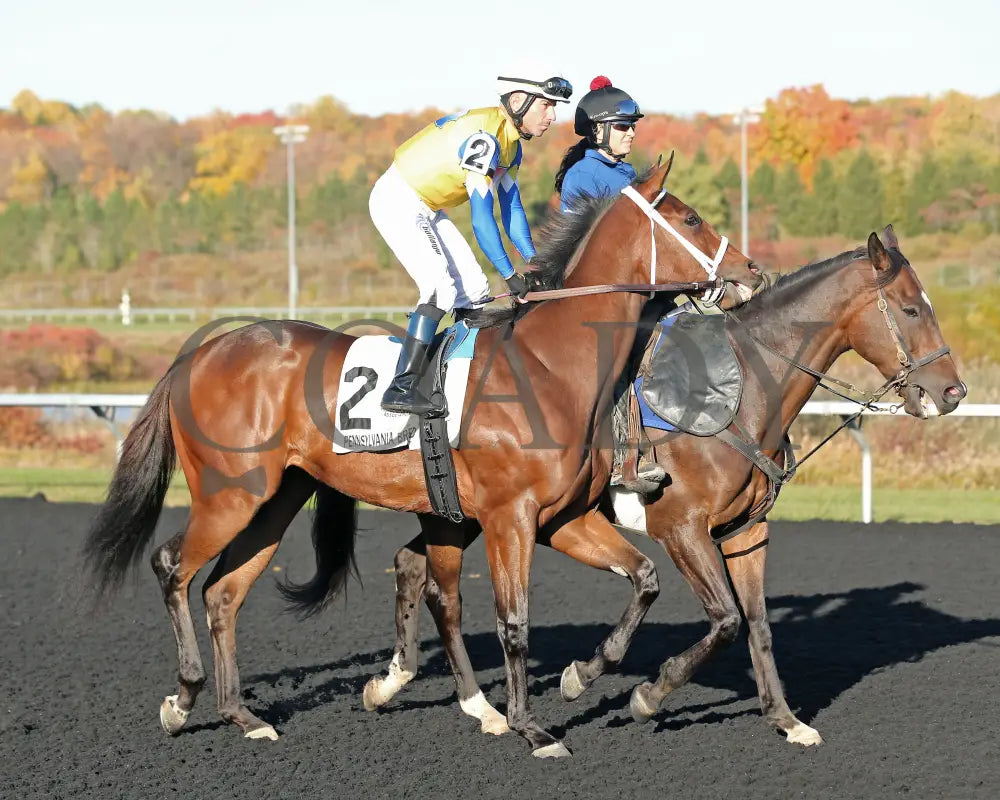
[369,164,492,312]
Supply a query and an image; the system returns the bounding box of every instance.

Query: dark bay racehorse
[82,157,762,757]
[371,226,965,747]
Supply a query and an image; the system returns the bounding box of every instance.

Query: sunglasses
[497,76,574,100]
[611,121,637,132]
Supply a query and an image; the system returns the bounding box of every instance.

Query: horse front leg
[722,521,823,746]
[630,508,743,723]
[482,503,569,758]
[541,507,659,701]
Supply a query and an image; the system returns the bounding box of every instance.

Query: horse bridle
[498,185,736,304]
[725,256,952,471]
[620,185,729,303]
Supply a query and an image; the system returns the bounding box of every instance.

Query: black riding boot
[381,304,444,415]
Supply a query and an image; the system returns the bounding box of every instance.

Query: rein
[519,280,721,302]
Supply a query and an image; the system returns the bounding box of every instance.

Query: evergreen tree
[99,189,129,270]
[808,159,839,236]
[905,156,944,234]
[776,165,808,236]
[0,203,43,274]
[944,152,978,191]
[49,188,82,271]
[226,184,260,251]
[749,163,777,208]
[882,165,907,233]
[154,194,179,254]
[716,158,740,191]
[78,193,103,268]
[670,157,729,230]
[838,150,883,239]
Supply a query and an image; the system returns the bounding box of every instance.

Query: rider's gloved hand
[505,273,530,299]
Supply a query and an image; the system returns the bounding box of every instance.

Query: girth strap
[714,429,795,485]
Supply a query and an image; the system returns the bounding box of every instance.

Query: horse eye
[685,214,701,227]
[903,306,919,318]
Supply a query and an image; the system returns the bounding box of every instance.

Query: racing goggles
[607,98,642,120]
[498,76,574,100]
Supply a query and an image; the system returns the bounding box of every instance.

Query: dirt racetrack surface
[2,497,999,799]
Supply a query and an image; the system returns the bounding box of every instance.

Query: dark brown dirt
[3,498,998,799]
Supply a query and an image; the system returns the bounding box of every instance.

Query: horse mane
[460,191,616,329]
[735,244,906,320]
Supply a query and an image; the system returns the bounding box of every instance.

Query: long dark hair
[554,138,590,193]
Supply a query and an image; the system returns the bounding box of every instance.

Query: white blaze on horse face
[920,290,934,313]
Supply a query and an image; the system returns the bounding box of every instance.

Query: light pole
[734,107,762,257]
[273,124,310,319]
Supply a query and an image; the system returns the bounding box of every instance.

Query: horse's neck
[516,233,647,407]
[735,278,855,445]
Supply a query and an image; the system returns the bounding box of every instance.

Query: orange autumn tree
[753,85,859,187]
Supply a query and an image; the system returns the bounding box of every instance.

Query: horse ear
[640,152,674,200]
[867,231,891,271]
[659,151,675,189]
[882,224,899,249]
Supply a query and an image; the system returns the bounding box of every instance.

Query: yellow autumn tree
[189,126,274,196]
[7,150,51,204]
[752,85,859,187]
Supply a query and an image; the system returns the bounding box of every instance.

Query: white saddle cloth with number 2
[331,328,477,454]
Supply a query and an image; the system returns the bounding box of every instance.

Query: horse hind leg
[421,518,507,736]
[364,520,507,736]
[723,522,822,747]
[202,473,316,740]
[150,532,208,735]
[363,534,426,711]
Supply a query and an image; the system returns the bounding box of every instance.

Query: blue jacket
[560,148,636,212]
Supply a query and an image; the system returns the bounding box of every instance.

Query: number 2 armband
[459,133,500,178]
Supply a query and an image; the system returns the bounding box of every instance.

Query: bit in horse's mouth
[734,282,755,303]
[905,385,939,418]
[918,387,941,417]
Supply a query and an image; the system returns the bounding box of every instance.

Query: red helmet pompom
[590,76,612,91]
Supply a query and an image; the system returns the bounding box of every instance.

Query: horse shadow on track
[234,582,1000,735]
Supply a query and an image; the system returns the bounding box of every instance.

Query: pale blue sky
[3,0,998,120]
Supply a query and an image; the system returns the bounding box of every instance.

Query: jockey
[369,62,572,415]
[555,76,643,212]
[554,77,660,492]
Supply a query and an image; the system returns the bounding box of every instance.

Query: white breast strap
[620,185,728,283]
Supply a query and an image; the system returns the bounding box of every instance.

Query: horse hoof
[244,724,279,741]
[532,741,572,759]
[785,722,823,747]
[159,695,190,736]
[630,682,658,724]
[362,677,385,712]
[560,661,587,702]
[480,709,510,736]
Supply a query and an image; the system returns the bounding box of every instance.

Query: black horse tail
[82,364,178,598]
[277,485,359,618]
